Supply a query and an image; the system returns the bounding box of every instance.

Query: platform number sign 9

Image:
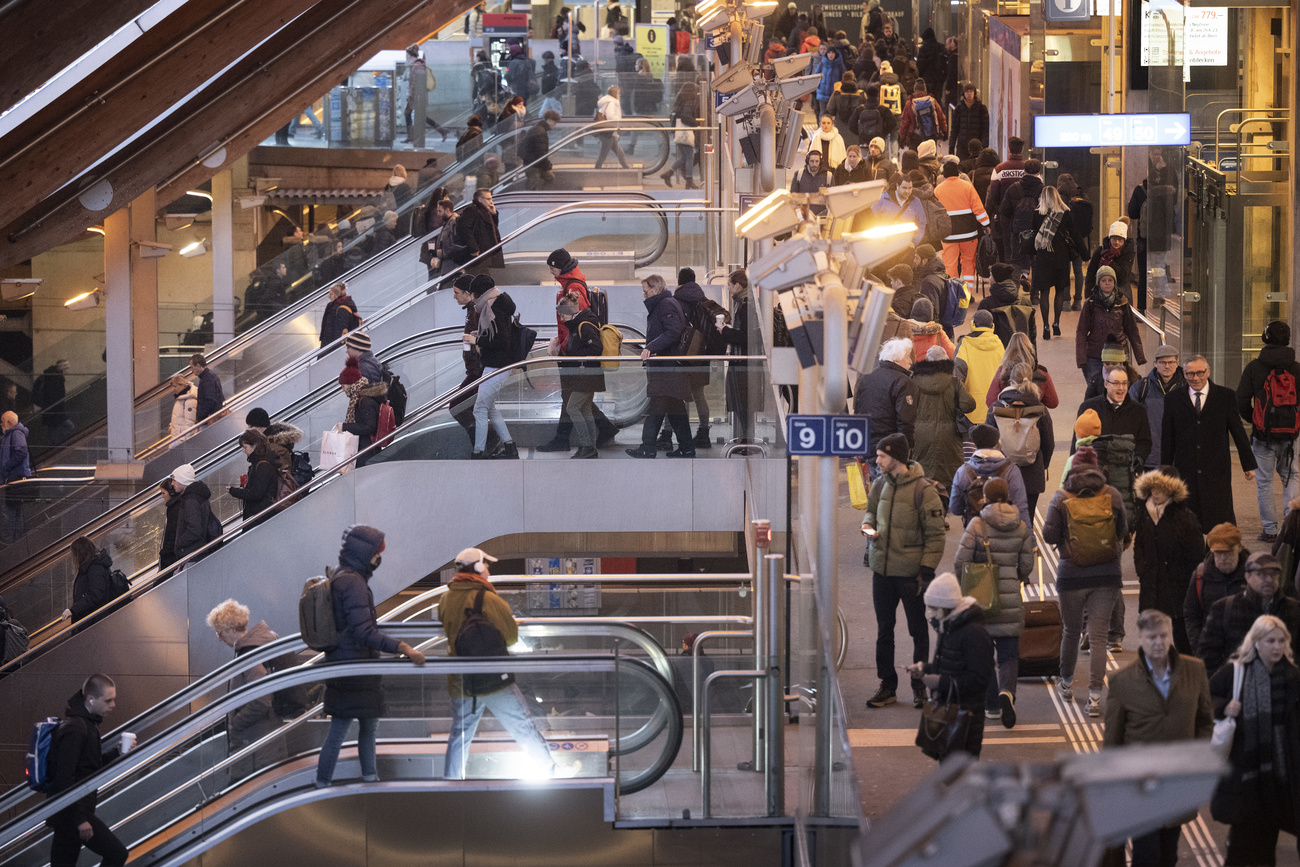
[787,415,870,456]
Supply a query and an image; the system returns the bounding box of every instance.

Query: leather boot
[693,425,712,448]
[493,441,519,459]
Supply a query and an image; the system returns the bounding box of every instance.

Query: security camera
[717,85,763,118]
[135,241,173,259]
[770,53,812,79]
[714,62,755,94]
[774,74,821,103]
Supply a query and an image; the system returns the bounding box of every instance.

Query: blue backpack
[914,96,937,140]
[26,717,61,792]
[940,277,969,328]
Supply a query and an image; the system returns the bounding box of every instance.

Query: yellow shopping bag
[847,460,868,510]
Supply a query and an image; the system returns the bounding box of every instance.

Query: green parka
[862,460,947,577]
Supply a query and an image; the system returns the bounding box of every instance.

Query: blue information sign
[1034,113,1191,148]
[1044,0,1090,23]
[787,415,869,456]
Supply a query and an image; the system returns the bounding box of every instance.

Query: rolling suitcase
[1018,557,1062,678]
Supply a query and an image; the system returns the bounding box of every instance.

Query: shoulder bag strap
[1232,661,1244,702]
[473,586,486,614]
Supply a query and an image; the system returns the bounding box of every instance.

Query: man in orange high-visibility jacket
[934,161,989,293]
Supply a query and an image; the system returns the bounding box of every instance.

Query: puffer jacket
[950,451,1030,526]
[437,574,520,697]
[1132,469,1206,616]
[913,253,947,314]
[985,385,1054,504]
[853,359,916,454]
[911,357,974,489]
[1184,548,1250,651]
[862,460,947,577]
[174,479,215,560]
[169,384,198,439]
[324,532,402,719]
[1236,343,1300,441]
[953,502,1034,636]
[642,288,689,402]
[910,319,954,359]
[922,599,994,709]
[1076,286,1147,367]
[955,326,1004,423]
[1041,463,1127,591]
[1084,240,1135,297]
[69,549,115,622]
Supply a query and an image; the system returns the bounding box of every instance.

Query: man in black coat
[455,189,504,275]
[627,274,693,458]
[948,84,989,154]
[853,336,917,478]
[1070,371,1152,461]
[47,674,129,867]
[189,353,224,422]
[1197,552,1300,676]
[1163,354,1257,532]
[519,110,560,189]
[1184,523,1249,651]
[316,526,425,787]
[169,463,217,563]
[1235,320,1300,542]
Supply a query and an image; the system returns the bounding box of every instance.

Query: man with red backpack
[536,248,620,452]
[1237,320,1300,543]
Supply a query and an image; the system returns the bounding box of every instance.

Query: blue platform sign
[1034,113,1191,148]
[787,415,869,456]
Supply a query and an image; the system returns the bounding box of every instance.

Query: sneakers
[866,686,897,708]
[1259,531,1280,543]
[911,677,926,708]
[1108,640,1124,654]
[985,708,1002,720]
[1056,678,1073,702]
[1087,693,1102,718]
[998,691,1016,728]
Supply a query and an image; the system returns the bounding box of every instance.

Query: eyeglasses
[1185,368,1209,377]
[1106,379,1128,387]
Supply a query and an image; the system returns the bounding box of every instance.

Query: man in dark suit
[1163,354,1257,532]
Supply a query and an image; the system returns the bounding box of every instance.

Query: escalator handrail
[1,324,656,653]
[497,117,690,187]
[0,324,662,661]
[0,654,677,848]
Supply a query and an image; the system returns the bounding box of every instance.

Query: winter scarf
[1240,656,1289,784]
[474,287,502,343]
[1035,209,1063,251]
[343,380,369,424]
[1101,241,1125,268]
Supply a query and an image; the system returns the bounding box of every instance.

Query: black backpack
[262,650,323,718]
[108,569,130,600]
[290,450,316,487]
[963,465,1011,524]
[381,365,408,425]
[455,588,515,697]
[0,602,29,665]
[857,105,883,140]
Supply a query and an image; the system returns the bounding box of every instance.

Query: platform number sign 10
[786,415,870,457]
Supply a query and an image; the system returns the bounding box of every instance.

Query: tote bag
[1211,662,1244,758]
[320,429,359,474]
[915,679,971,761]
[847,461,868,510]
[959,539,1001,615]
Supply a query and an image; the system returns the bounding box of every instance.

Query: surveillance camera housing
[823,179,886,220]
[717,84,763,118]
[770,53,812,79]
[713,62,755,94]
[750,239,827,293]
[135,240,173,259]
[774,74,821,103]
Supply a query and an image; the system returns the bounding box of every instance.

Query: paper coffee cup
[120,732,137,754]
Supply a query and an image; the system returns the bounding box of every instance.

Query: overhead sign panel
[1034,113,1191,148]
[1045,0,1091,23]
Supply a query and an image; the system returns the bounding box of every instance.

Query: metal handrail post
[751,518,771,771]
[691,629,755,770]
[701,668,765,818]
[764,552,785,817]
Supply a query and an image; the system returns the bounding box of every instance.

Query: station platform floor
[839,294,1299,864]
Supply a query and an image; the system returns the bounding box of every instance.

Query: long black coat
[1210,658,1300,829]
[948,99,989,153]
[455,202,505,272]
[230,449,280,521]
[721,296,753,414]
[642,289,689,401]
[1162,383,1258,532]
[324,565,402,719]
[69,549,114,622]
[1131,471,1205,618]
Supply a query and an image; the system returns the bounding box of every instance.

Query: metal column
[764,552,785,816]
[749,518,771,771]
[211,169,235,345]
[103,209,135,465]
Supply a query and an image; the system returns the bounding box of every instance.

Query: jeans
[1252,438,1299,536]
[315,715,379,785]
[984,635,1020,706]
[553,379,615,443]
[1033,258,1071,326]
[672,144,695,181]
[640,395,692,450]
[594,133,630,169]
[50,814,129,867]
[1059,585,1121,692]
[473,366,512,451]
[1130,825,1182,867]
[1082,357,1104,388]
[444,684,555,779]
[871,573,930,691]
[566,390,597,448]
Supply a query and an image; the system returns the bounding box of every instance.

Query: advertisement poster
[987,18,1022,156]
[1183,8,1228,66]
[635,23,670,78]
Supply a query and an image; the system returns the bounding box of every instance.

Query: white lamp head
[64,290,102,311]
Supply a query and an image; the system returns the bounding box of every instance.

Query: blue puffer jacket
[0,421,31,482]
[324,525,402,719]
[814,52,846,101]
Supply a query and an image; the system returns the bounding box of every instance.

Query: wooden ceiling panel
[0,0,156,115]
[0,0,469,270]
[0,0,319,230]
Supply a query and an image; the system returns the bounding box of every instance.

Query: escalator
[0,635,684,867]
[0,191,686,572]
[0,349,774,788]
[21,117,679,468]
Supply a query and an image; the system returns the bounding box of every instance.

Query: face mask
[371,555,382,569]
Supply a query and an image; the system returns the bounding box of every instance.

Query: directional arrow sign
[1034,113,1192,148]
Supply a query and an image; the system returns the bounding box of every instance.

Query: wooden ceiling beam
[0,0,321,229]
[0,0,155,115]
[0,0,468,270]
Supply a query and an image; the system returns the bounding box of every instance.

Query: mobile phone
[861,526,876,537]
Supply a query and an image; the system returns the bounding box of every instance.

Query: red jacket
[554,263,590,345]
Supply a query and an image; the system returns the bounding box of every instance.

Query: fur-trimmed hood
[1134,469,1189,503]
[264,422,304,450]
[910,319,944,337]
[344,380,388,400]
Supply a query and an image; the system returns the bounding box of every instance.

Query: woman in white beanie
[907,571,995,758]
[1083,218,1135,302]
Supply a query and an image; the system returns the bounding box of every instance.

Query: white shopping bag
[320,429,359,474]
